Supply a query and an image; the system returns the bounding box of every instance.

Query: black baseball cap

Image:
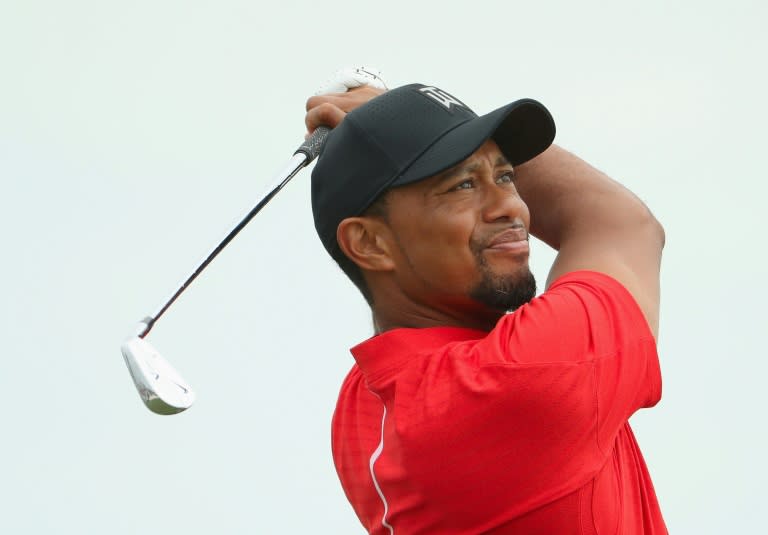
[311,83,556,256]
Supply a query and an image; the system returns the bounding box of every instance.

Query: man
[305,80,666,534]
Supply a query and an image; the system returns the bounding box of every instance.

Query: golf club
[121,129,329,415]
[122,67,387,415]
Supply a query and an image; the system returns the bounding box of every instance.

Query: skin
[305,86,385,134]
[307,88,665,338]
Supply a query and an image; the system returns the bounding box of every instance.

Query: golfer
[305,81,666,534]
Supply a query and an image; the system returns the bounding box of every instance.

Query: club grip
[294,126,330,162]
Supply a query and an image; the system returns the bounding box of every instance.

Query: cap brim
[393,98,555,187]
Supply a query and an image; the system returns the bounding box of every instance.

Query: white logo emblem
[419,86,466,110]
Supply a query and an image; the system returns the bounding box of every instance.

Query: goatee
[469,263,537,312]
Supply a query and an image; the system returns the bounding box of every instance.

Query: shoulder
[477,270,656,366]
[516,270,652,339]
[548,269,639,296]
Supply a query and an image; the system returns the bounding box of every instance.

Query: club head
[121,336,195,415]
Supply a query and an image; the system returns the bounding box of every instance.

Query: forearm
[515,145,662,250]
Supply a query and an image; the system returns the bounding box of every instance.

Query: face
[381,139,536,321]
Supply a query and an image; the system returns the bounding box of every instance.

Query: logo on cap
[419,86,466,110]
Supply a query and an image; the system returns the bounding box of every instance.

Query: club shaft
[138,152,309,338]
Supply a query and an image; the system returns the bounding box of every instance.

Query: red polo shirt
[331,271,666,534]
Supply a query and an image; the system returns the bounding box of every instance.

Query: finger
[306,90,363,112]
[306,93,345,112]
[306,86,387,114]
[305,102,346,133]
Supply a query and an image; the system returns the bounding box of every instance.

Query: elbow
[654,219,666,250]
[639,207,665,251]
[618,194,665,250]
[647,205,665,249]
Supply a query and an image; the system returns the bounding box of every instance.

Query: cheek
[393,211,480,281]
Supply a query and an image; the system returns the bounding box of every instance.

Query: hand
[304,67,387,134]
[305,86,386,133]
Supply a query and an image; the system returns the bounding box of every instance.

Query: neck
[370,291,503,334]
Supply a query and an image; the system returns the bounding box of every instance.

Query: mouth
[485,228,530,254]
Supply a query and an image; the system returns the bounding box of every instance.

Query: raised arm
[514,146,665,338]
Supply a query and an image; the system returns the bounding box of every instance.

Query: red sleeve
[475,270,661,443]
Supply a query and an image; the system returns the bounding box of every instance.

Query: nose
[481,183,528,224]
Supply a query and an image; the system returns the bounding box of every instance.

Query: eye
[450,179,474,191]
[496,170,516,184]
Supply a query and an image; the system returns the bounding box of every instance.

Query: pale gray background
[1,0,765,533]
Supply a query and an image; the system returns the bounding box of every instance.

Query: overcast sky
[1,0,766,533]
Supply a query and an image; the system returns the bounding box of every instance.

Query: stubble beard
[469,254,537,313]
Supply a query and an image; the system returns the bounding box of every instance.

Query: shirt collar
[351,326,486,380]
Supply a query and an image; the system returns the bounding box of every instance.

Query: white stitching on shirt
[368,391,394,534]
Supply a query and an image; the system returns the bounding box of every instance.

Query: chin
[470,266,537,313]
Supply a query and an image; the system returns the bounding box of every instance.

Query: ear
[336,217,395,272]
